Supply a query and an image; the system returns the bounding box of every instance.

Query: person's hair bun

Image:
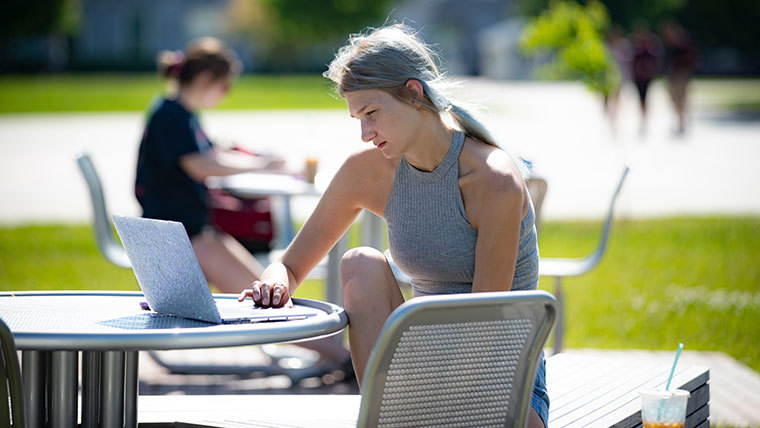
[157,50,185,79]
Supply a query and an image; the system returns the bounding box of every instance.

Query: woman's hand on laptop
[238,281,293,308]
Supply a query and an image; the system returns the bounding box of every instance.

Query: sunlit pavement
[1,79,759,224]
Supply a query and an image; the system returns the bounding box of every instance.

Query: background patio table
[0,291,347,428]
[206,172,320,250]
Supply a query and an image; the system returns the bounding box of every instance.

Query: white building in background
[478,18,535,79]
[390,0,514,76]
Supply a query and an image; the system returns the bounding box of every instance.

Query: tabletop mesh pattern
[377,318,532,428]
[0,295,211,332]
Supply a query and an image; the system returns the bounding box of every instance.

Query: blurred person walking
[604,25,633,131]
[660,20,699,135]
[630,21,662,134]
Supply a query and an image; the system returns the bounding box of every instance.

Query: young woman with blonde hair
[239,25,548,426]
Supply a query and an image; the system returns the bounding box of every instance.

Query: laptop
[112,215,318,324]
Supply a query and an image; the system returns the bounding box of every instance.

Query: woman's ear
[405,79,425,104]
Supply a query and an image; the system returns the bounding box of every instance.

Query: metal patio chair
[1,318,25,428]
[76,152,132,268]
[357,290,556,427]
[540,164,631,353]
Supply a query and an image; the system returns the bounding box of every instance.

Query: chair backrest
[526,177,548,232]
[0,318,25,428]
[583,163,631,271]
[358,290,556,428]
[76,153,132,268]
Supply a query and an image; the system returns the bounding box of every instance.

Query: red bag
[209,189,274,252]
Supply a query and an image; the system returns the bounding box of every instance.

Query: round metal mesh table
[0,291,347,428]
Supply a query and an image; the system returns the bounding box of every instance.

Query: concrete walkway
[1,80,759,224]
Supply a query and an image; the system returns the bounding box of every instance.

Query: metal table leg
[272,195,296,249]
[82,351,101,428]
[101,351,125,428]
[22,351,48,428]
[326,232,349,307]
[50,351,78,428]
[124,351,139,428]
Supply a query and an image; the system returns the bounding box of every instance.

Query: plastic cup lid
[640,389,691,398]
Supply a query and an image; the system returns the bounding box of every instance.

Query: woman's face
[344,88,423,159]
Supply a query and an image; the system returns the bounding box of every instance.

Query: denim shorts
[530,351,550,427]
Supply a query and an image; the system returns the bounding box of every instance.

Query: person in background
[239,24,549,427]
[136,37,351,378]
[604,25,633,131]
[135,37,281,293]
[660,20,699,135]
[630,21,662,134]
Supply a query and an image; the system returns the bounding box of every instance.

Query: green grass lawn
[1,216,758,373]
[1,74,759,114]
[0,74,346,113]
[690,78,760,114]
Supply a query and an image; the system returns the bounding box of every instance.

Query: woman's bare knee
[339,246,402,310]
[340,247,386,280]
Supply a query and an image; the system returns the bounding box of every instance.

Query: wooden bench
[546,352,709,428]
[137,353,710,428]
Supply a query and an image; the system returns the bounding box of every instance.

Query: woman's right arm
[179,149,282,181]
[239,148,392,307]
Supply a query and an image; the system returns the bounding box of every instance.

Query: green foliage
[520,0,620,96]
[0,0,80,38]
[228,0,391,71]
[513,0,760,58]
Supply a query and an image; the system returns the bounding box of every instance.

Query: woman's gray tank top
[384,131,539,296]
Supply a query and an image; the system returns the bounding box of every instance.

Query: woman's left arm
[470,168,525,293]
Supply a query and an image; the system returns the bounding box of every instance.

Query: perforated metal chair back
[0,318,25,428]
[357,290,556,428]
[76,153,132,268]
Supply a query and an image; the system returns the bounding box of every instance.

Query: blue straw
[665,343,684,391]
[657,343,685,422]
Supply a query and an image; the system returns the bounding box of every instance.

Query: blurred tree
[513,0,760,74]
[513,0,685,27]
[0,0,80,39]
[520,0,620,96]
[228,0,392,72]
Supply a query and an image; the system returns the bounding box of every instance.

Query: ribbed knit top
[384,131,539,296]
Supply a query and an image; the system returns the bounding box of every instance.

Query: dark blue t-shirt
[135,97,212,237]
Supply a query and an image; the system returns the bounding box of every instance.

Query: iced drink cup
[640,389,690,428]
[304,157,318,184]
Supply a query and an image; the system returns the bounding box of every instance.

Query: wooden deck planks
[546,353,709,428]
[561,349,760,427]
[136,349,760,427]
